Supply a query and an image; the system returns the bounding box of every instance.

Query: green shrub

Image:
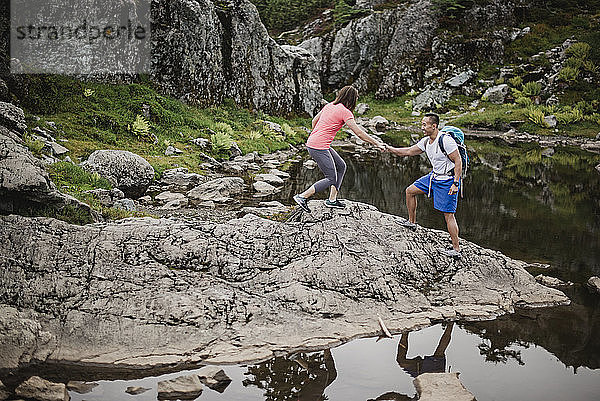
[334,0,370,26]
[210,131,234,154]
[526,106,548,128]
[129,114,152,141]
[516,97,533,107]
[247,130,263,140]
[564,57,584,70]
[558,66,580,82]
[583,60,598,73]
[522,81,542,97]
[23,133,45,156]
[565,42,591,60]
[509,76,523,88]
[574,101,594,114]
[48,161,113,192]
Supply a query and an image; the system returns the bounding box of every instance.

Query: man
[386,113,462,258]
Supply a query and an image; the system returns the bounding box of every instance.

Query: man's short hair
[424,113,439,128]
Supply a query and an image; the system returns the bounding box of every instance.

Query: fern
[521,82,541,97]
[516,97,533,107]
[558,66,580,82]
[526,106,548,128]
[509,76,523,88]
[211,131,234,153]
[130,114,151,140]
[565,42,591,60]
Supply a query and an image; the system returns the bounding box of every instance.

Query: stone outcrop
[0,102,98,220]
[81,150,155,198]
[0,201,568,369]
[152,0,322,115]
[157,375,203,400]
[187,176,245,203]
[299,0,535,98]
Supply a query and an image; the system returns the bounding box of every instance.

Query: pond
[2,142,600,400]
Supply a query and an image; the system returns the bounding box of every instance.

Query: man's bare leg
[444,213,460,251]
[406,185,425,223]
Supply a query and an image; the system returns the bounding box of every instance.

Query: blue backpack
[439,126,469,177]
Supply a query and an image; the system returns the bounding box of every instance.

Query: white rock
[355,103,370,115]
[253,181,278,194]
[157,375,203,400]
[414,372,475,401]
[196,366,232,392]
[303,160,317,169]
[544,115,557,128]
[187,177,245,204]
[155,191,187,205]
[587,276,600,295]
[269,168,290,179]
[190,137,209,147]
[482,84,509,104]
[255,173,284,186]
[113,198,136,211]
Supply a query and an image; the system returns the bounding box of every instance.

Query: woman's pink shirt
[306,102,354,150]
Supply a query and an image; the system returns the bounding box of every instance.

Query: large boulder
[152,0,322,115]
[81,150,155,198]
[0,202,568,369]
[0,102,97,220]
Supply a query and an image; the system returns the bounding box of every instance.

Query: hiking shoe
[325,199,346,209]
[396,219,417,231]
[442,249,462,258]
[293,194,311,213]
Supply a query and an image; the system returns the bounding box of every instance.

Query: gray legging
[308,146,347,193]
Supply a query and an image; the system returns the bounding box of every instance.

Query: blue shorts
[413,172,459,213]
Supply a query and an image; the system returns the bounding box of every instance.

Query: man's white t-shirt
[416,134,458,180]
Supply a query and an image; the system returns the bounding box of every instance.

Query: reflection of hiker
[295,349,338,401]
[396,322,454,378]
[293,86,385,213]
[385,113,463,258]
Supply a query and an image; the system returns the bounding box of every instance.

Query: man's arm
[386,143,423,157]
[346,118,385,150]
[447,149,462,194]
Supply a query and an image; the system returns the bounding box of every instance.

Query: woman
[293,85,385,212]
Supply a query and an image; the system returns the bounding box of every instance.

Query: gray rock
[541,147,555,158]
[164,145,180,156]
[125,386,150,395]
[155,191,188,206]
[371,116,389,132]
[0,101,27,133]
[303,159,317,169]
[0,307,56,369]
[49,142,69,156]
[596,163,600,174]
[15,376,69,401]
[66,381,98,394]
[187,177,245,204]
[161,199,188,210]
[0,108,97,220]
[159,168,204,191]
[253,180,278,194]
[596,132,600,140]
[269,168,290,179]
[191,137,210,148]
[113,198,136,212]
[355,103,370,115]
[445,70,475,88]
[0,203,568,369]
[229,142,243,158]
[152,0,321,116]
[413,88,451,111]
[81,150,155,198]
[482,84,509,104]
[263,120,283,133]
[255,173,284,186]
[587,276,600,295]
[196,366,232,393]
[63,156,73,164]
[544,115,557,128]
[157,375,202,400]
[414,372,475,401]
[535,274,572,288]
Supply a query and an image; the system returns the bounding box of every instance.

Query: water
[3,144,600,400]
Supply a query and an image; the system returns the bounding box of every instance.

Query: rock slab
[15,376,70,401]
[157,375,203,400]
[414,372,476,401]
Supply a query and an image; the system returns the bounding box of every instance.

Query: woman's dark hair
[333,85,358,112]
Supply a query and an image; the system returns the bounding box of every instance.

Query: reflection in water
[278,145,600,282]
[243,349,337,401]
[396,322,454,378]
